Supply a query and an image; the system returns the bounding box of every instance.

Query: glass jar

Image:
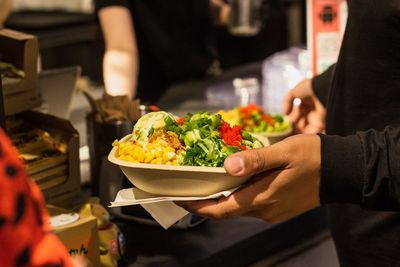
[228,0,262,36]
[233,77,260,106]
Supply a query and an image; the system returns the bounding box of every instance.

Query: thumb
[224,145,287,177]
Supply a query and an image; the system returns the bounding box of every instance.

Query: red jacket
[0,128,73,267]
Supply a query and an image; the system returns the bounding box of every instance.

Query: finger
[293,117,307,134]
[224,145,288,177]
[303,124,324,134]
[175,199,218,213]
[177,170,281,219]
[288,105,302,125]
[307,116,325,132]
[245,207,275,223]
[283,90,295,115]
[246,207,289,224]
[175,195,247,219]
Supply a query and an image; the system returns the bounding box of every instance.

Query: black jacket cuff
[319,133,364,205]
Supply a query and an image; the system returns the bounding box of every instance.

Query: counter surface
[117,207,328,267]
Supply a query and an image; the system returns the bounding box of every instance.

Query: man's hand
[176,134,321,224]
[284,79,326,134]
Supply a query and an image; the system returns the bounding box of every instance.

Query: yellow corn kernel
[144,152,154,163]
[132,147,141,155]
[137,152,145,162]
[112,140,119,147]
[166,152,176,160]
[155,148,163,158]
[162,154,169,163]
[116,138,182,165]
[166,147,175,153]
[151,158,163,164]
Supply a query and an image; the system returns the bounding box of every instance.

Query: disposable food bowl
[108,134,269,197]
[254,116,293,144]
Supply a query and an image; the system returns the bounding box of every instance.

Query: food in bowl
[112,111,265,167]
[218,104,292,143]
[109,111,269,196]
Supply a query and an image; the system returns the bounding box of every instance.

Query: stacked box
[1,29,82,210]
[7,111,82,209]
[0,28,41,115]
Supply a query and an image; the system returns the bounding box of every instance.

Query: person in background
[95,0,287,103]
[96,0,229,103]
[178,1,400,265]
[0,128,88,267]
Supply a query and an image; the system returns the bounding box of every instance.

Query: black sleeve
[319,126,400,211]
[311,64,336,107]
[95,0,129,11]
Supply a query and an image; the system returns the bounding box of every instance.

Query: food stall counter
[117,207,328,267]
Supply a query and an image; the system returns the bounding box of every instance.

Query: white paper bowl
[108,134,269,197]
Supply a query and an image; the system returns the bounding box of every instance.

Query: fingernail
[225,156,244,175]
[293,97,302,107]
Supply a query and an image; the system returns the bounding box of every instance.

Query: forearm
[320,126,400,210]
[98,6,139,98]
[103,49,138,98]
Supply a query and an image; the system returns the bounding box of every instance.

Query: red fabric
[0,128,73,267]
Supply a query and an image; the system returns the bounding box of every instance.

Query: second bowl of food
[218,104,292,144]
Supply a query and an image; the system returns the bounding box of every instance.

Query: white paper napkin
[109,187,238,229]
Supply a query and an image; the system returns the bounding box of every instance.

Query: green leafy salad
[128,111,264,167]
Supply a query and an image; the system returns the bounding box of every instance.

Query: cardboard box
[47,205,100,267]
[19,111,82,209]
[0,28,41,115]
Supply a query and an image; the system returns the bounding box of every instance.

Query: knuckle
[213,211,229,220]
[251,149,267,173]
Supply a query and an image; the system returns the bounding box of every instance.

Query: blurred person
[96,0,287,103]
[178,1,400,265]
[0,6,86,265]
[0,128,83,266]
[96,0,230,103]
